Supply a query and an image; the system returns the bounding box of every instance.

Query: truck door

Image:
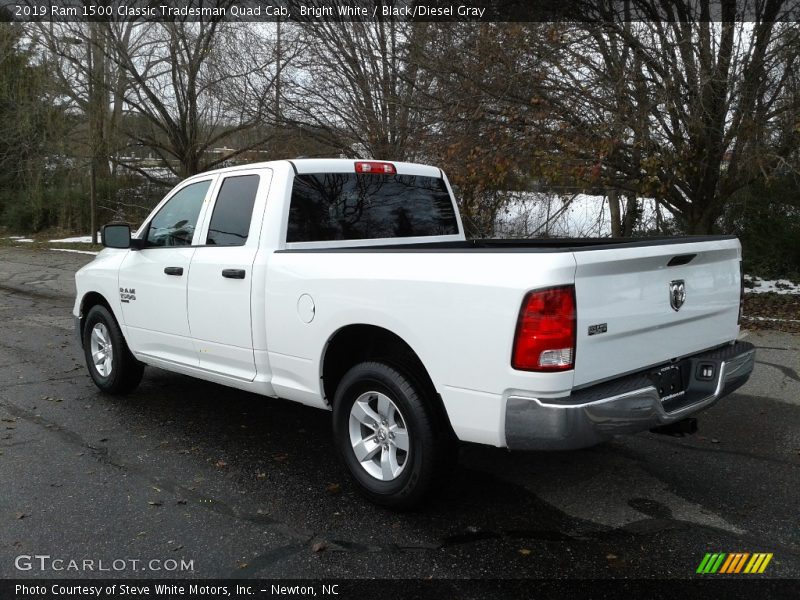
[187,169,271,381]
[119,178,215,366]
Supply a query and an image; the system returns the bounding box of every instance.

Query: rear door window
[206,175,260,246]
[287,173,458,242]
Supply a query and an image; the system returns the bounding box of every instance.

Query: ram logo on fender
[119,287,136,303]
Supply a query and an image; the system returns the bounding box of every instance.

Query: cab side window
[206,175,260,246]
[145,180,211,247]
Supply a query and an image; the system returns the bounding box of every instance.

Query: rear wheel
[83,305,144,394]
[332,361,456,509]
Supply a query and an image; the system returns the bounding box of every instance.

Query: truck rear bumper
[504,341,755,450]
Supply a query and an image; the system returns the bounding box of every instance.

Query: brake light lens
[355,161,396,174]
[512,286,576,371]
[738,260,744,325]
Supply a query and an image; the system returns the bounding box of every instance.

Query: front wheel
[332,361,456,509]
[83,305,144,395]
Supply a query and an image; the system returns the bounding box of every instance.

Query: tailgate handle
[667,254,697,267]
[222,269,246,279]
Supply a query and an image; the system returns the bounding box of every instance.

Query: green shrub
[724,177,800,280]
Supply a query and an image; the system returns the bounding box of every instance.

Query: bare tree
[33,20,136,240]
[285,18,434,160]
[419,23,556,235]
[106,18,284,181]
[546,0,800,233]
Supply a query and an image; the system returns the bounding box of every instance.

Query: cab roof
[188,158,442,180]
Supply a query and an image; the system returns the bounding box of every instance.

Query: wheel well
[79,292,113,335]
[81,292,112,318]
[322,325,454,435]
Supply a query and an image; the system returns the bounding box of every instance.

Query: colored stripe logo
[697,553,773,574]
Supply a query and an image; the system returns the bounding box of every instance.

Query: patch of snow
[495,192,661,238]
[14,238,34,243]
[743,315,800,323]
[744,275,800,295]
[49,248,99,256]
[49,235,93,243]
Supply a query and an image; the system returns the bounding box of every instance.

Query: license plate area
[649,361,690,411]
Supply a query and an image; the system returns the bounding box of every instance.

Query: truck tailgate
[572,238,741,387]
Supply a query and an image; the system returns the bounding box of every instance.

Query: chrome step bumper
[505,341,756,450]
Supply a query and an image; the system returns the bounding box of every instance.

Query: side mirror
[101,223,143,250]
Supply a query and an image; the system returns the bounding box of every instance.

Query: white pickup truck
[74,159,755,507]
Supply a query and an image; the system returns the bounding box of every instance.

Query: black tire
[82,304,144,395]
[332,361,457,509]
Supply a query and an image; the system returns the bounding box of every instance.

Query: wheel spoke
[352,436,380,462]
[391,428,409,452]
[103,357,112,376]
[92,350,104,364]
[381,445,400,479]
[96,327,107,345]
[377,394,391,417]
[351,400,380,429]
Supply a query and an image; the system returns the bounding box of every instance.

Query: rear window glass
[287,173,458,243]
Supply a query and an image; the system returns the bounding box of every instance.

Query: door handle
[164,267,184,276]
[222,269,246,279]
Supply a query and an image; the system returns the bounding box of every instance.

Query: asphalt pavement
[1,247,798,582]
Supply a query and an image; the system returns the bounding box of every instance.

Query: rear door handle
[222,269,246,279]
[164,267,183,276]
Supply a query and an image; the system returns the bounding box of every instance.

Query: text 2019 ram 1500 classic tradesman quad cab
[74,159,755,507]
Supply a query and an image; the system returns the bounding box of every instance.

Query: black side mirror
[101,223,139,249]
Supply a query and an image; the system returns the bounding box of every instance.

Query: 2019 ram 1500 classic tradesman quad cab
[74,159,755,507]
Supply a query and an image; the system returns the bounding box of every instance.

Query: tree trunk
[684,202,716,234]
[622,191,638,236]
[608,189,622,237]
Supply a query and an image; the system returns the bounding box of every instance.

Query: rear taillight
[739,260,744,325]
[355,161,396,174]
[512,286,576,372]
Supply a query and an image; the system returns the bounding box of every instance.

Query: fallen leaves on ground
[606,553,625,568]
[743,293,800,333]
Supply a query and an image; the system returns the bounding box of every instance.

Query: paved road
[1,247,798,581]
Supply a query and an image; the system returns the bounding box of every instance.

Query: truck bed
[274,233,743,390]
